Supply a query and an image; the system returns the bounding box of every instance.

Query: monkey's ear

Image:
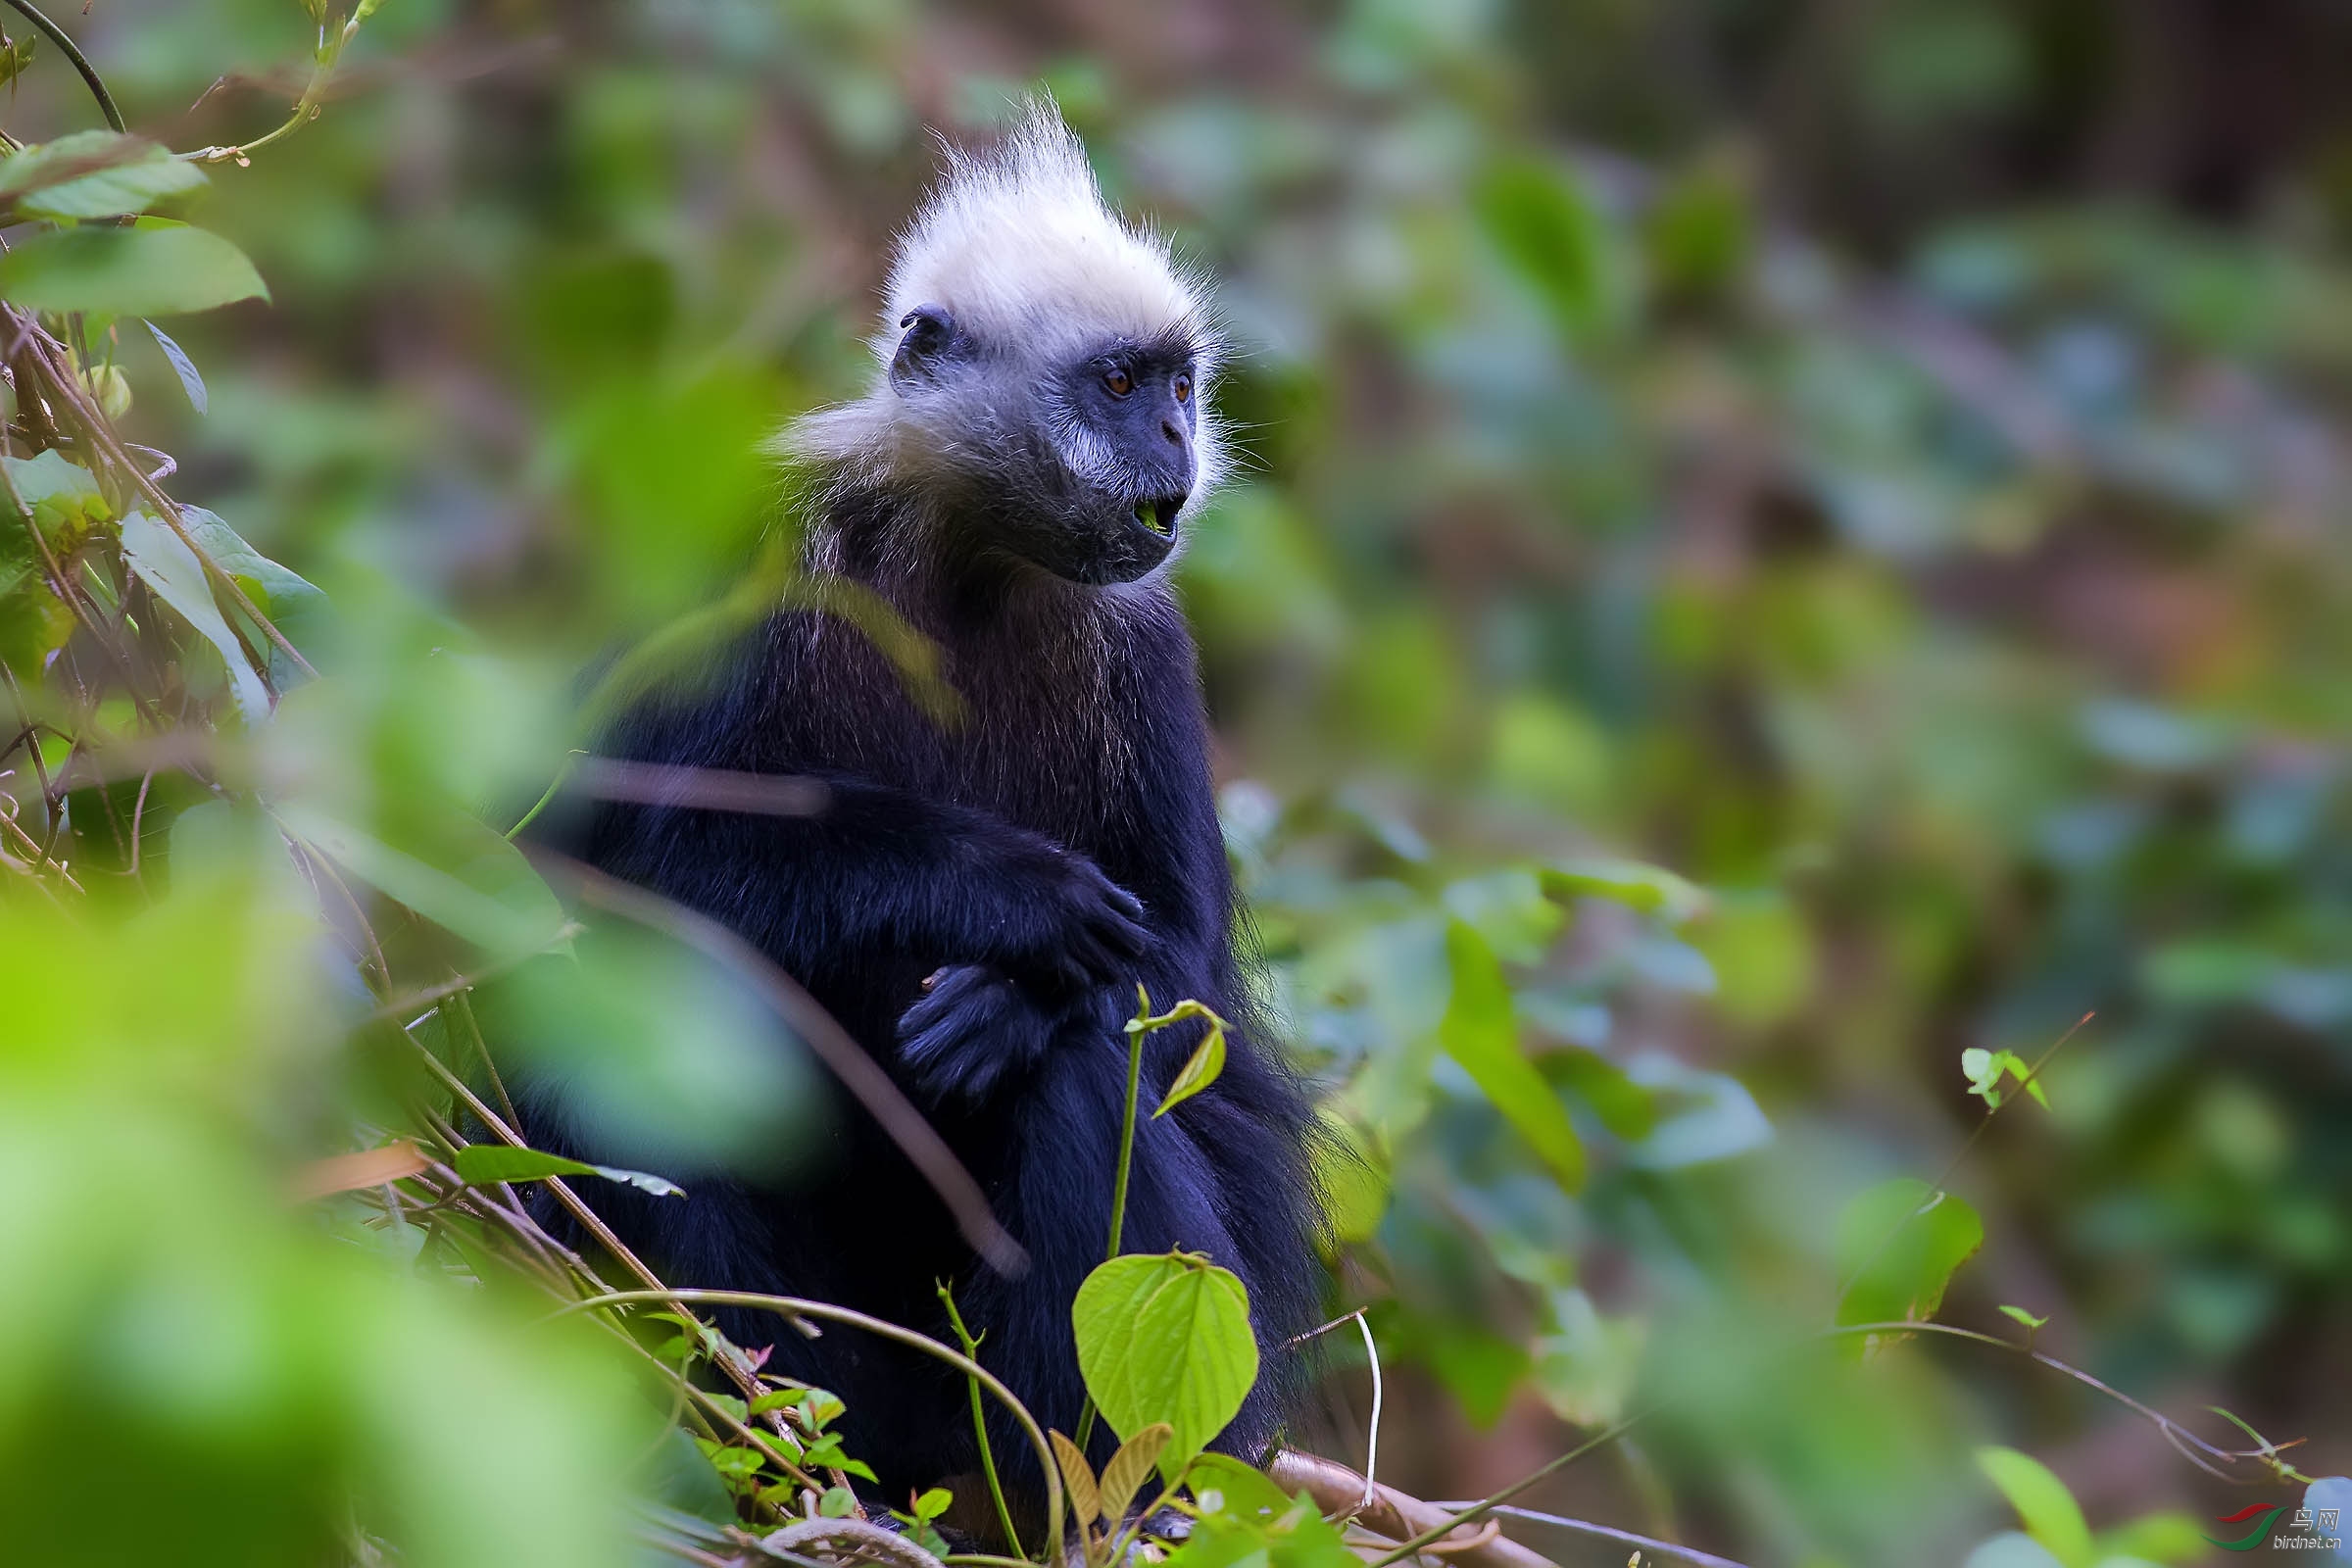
[889,304,964,393]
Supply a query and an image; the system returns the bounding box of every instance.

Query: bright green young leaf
[1999,1304,2048,1333]
[0,224,267,318]
[1171,1456,1357,1568]
[910,1487,952,1521]
[1073,1250,1258,1481]
[119,509,272,721]
[0,131,209,220]
[1836,1177,1984,1330]
[1153,1014,1226,1117]
[1183,1452,1294,1522]
[1439,920,1586,1192]
[449,1144,683,1198]
[818,1487,857,1518]
[1977,1446,2095,1568]
[1963,1047,2049,1110]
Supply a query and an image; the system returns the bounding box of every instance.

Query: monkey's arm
[591,772,1151,996]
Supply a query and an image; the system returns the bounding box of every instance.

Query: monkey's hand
[987,845,1151,995]
[895,966,1116,1103]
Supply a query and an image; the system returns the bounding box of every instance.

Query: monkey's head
[785,104,1225,588]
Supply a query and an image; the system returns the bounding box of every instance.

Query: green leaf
[1540,857,1707,924]
[910,1487,952,1521]
[1073,1250,1259,1481]
[1999,1304,2048,1332]
[1544,1047,1656,1141]
[818,1487,857,1518]
[1153,1015,1226,1117]
[699,1444,765,1481]
[1977,1446,2095,1568]
[118,509,271,721]
[0,224,267,318]
[796,1435,876,1483]
[449,1144,684,1198]
[1835,1177,1984,1330]
[5,450,113,541]
[145,321,210,414]
[1311,1108,1389,1246]
[1183,1453,1294,1522]
[1439,920,1585,1192]
[175,505,325,685]
[1963,1047,2050,1110]
[2094,1510,2210,1566]
[278,800,567,957]
[1473,154,1630,341]
[0,34,33,90]
[0,131,208,220]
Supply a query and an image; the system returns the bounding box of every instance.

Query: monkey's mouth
[1132,494,1185,539]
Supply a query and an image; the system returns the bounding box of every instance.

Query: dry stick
[523,848,1027,1277]
[546,1288,1066,1563]
[1832,1010,2094,1317]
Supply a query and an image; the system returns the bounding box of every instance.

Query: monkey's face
[890,306,1205,586]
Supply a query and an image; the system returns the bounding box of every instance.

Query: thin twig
[1433,1505,1751,1568]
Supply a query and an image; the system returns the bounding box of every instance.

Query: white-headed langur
[519,105,1325,1535]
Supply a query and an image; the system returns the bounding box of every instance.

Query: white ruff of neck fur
[776,102,1226,553]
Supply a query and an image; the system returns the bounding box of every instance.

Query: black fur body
[524,484,1325,1499]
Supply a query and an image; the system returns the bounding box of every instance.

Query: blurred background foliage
[5,0,2351,1564]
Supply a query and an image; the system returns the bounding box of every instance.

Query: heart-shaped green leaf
[1073,1251,1257,1481]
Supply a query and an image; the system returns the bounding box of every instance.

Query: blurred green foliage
[2,1,2349,1565]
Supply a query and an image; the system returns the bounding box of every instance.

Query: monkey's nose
[1161,417,1185,445]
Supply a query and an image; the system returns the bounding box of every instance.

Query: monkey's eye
[1102,366,1134,398]
[1172,372,1193,405]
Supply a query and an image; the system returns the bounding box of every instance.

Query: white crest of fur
[882,105,1206,357]
[780,103,1223,514]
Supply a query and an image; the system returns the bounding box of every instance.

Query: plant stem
[1074,1010,1152,1456]
[1105,1017,1146,1262]
[1,0,124,132]
[939,1283,1026,1561]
